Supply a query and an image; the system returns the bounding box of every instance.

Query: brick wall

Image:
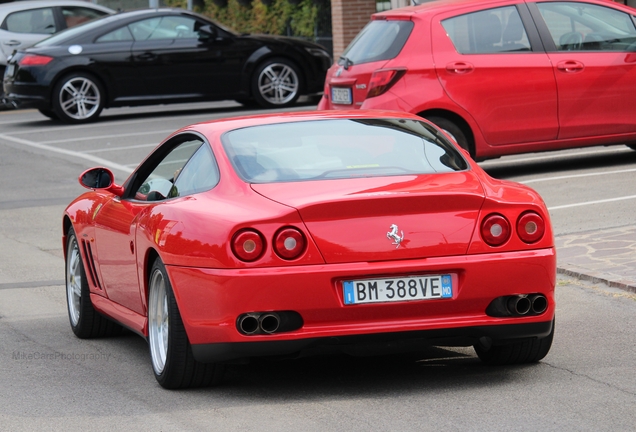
[331,0,377,60]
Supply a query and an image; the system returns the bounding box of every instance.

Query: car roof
[187,110,428,136]
[0,1,115,15]
[375,0,511,18]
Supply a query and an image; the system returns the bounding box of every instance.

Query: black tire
[474,319,554,366]
[52,72,105,123]
[65,227,122,338]
[38,108,59,120]
[251,57,303,108]
[425,116,472,156]
[148,258,224,389]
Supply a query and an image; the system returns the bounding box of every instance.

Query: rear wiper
[339,56,354,70]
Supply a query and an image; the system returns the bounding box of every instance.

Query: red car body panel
[318,0,636,159]
[63,110,555,363]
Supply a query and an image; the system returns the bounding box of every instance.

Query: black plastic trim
[191,320,554,363]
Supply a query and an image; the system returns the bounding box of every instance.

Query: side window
[537,2,636,51]
[4,8,57,34]
[97,26,134,43]
[61,7,108,29]
[128,16,200,41]
[442,6,531,54]
[134,138,218,201]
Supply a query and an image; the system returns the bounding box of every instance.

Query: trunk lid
[251,173,485,264]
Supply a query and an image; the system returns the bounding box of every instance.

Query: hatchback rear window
[340,20,413,65]
[223,119,468,183]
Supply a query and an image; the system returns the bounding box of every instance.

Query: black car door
[128,15,249,99]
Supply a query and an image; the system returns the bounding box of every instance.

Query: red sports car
[64,111,555,389]
[318,0,636,160]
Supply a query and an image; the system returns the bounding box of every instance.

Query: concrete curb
[557,265,636,293]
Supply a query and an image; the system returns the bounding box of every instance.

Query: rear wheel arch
[144,248,161,302]
[419,110,475,158]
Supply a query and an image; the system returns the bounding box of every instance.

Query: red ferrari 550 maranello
[63,111,556,389]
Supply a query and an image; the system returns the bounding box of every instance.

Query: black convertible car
[2,8,332,122]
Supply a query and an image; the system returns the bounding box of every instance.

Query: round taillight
[481,214,511,247]
[231,230,264,262]
[274,227,306,260]
[517,212,545,243]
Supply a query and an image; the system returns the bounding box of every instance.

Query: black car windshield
[340,20,413,66]
[223,119,468,183]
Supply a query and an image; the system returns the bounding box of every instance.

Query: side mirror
[79,167,124,196]
[198,24,217,41]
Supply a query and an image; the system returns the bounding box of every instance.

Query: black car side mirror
[198,24,218,42]
[79,167,124,196]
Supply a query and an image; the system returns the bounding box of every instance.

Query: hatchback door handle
[557,60,585,73]
[446,62,474,74]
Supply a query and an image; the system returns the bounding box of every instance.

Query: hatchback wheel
[53,72,104,123]
[252,58,302,108]
[65,227,122,338]
[426,116,472,156]
[148,258,224,389]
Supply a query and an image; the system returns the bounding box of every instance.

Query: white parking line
[0,133,133,173]
[84,143,157,153]
[521,167,636,184]
[479,147,632,166]
[38,130,174,145]
[548,195,636,210]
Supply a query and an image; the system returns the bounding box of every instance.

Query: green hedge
[165,0,321,38]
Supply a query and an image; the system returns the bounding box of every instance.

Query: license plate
[5,64,15,77]
[343,274,453,305]
[331,87,352,105]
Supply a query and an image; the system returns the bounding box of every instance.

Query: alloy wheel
[149,268,169,375]
[257,63,299,105]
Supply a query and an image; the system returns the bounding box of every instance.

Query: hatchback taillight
[273,227,306,260]
[517,212,545,244]
[19,54,54,66]
[481,214,511,247]
[231,229,265,262]
[366,68,407,98]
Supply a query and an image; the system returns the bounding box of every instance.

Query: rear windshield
[340,20,413,66]
[222,119,468,184]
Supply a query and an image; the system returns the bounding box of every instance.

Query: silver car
[1,0,113,100]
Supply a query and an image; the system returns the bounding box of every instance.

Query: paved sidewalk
[555,225,636,293]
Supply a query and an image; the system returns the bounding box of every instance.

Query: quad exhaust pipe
[486,294,549,318]
[237,311,303,335]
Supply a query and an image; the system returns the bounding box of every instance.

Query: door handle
[3,40,21,46]
[557,60,584,73]
[446,62,474,74]
[136,52,156,61]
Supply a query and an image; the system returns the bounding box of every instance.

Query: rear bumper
[166,247,556,362]
[192,320,554,362]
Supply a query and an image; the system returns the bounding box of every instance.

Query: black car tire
[38,108,59,120]
[425,116,472,155]
[251,57,303,108]
[65,227,122,338]
[52,72,105,124]
[148,257,224,389]
[474,319,554,365]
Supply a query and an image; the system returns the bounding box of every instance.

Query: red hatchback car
[319,0,636,159]
[64,111,555,389]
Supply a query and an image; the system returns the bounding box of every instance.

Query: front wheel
[148,258,224,389]
[52,72,104,123]
[65,227,122,338]
[251,57,302,108]
[474,319,554,365]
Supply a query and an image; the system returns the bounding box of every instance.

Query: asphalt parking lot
[1,103,635,430]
